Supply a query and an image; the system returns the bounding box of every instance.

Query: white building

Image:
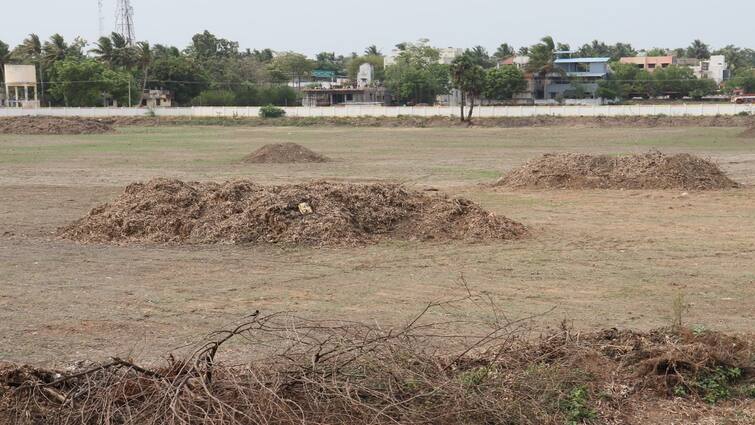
[384,44,463,68]
[357,63,374,88]
[691,55,729,84]
[3,64,40,108]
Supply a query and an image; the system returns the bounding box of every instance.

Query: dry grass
[1,288,753,424]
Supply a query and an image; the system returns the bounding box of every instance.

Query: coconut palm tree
[135,41,152,92]
[526,36,566,100]
[91,36,115,66]
[0,40,10,82]
[12,34,44,103]
[42,34,69,67]
[686,40,710,60]
[364,45,381,56]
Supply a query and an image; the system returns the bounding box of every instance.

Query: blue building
[544,54,611,100]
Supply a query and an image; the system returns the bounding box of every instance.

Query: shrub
[191,89,236,106]
[259,104,286,118]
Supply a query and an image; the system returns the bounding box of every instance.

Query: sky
[1,0,753,57]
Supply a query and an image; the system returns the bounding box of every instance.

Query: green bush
[259,104,286,118]
[191,89,236,106]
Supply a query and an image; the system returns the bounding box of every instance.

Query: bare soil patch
[243,142,330,163]
[496,151,740,190]
[740,127,755,138]
[0,116,114,135]
[58,179,526,246]
[96,114,755,128]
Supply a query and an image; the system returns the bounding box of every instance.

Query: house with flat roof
[619,56,676,71]
[545,57,611,100]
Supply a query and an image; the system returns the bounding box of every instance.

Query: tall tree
[451,52,485,121]
[493,43,515,60]
[91,36,115,66]
[526,36,565,100]
[12,34,44,103]
[468,45,494,68]
[135,41,152,91]
[484,65,527,101]
[364,45,381,56]
[0,40,10,82]
[42,34,69,67]
[686,40,710,59]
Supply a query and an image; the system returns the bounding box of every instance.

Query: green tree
[484,65,526,101]
[686,40,711,59]
[493,43,515,61]
[713,45,755,77]
[134,42,152,91]
[526,36,565,100]
[251,48,274,63]
[653,65,712,99]
[314,52,345,74]
[578,40,637,61]
[149,55,208,105]
[468,46,494,68]
[0,40,10,82]
[726,69,755,93]
[364,45,381,56]
[645,47,670,57]
[48,59,131,106]
[384,42,449,105]
[451,52,486,121]
[346,55,385,81]
[12,34,45,103]
[271,52,313,88]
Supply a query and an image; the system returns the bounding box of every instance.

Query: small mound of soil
[243,143,330,163]
[0,116,114,135]
[740,127,755,138]
[496,151,739,190]
[59,179,526,246]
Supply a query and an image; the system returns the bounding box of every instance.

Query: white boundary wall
[0,104,752,118]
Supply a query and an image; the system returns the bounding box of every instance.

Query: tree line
[0,33,753,108]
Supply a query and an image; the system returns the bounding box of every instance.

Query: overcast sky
[2,0,753,56]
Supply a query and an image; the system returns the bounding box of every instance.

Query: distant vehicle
[732,94,755,104]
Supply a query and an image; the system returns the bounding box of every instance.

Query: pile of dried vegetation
[1,292,753,425]
[496,151,740,190]
[59,178,526,246]
[0,116,114,135]
[242,143,330,163]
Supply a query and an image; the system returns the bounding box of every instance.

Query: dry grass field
[1,125,754,367]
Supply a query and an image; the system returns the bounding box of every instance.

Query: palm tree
[0,40,10,82]
[686,39,710,60]
[364,45,381,56]
[110,33,136,69]
[42,34,69,67]
[92,33,135,69]
[91,36,115,65]
[12,34,44,103]
[525,36,566,100]
[135,41,152,92]
[469,45,492,68]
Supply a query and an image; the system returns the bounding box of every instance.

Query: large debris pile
[59,179,526,246]
[496,151,739,190]
[1,322,753,425]
[243,143,330,163]
[0,117,114,135]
